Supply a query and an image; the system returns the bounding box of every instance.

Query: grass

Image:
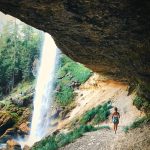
[123,116,150,133]
[32,125,109,150]
[80,101,112,125]
[55,54,92,107]
[96,125,110,130]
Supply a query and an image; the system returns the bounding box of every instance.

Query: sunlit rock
[6,138,21,150]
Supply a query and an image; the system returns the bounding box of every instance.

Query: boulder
[11,98,23,107]
[6,139,21,150]
[11,93,33,107]
[0,112,15,136]
[23,145,30,150]
[0,128,17,144]
[18,122,30,135]
[17,108,31,126]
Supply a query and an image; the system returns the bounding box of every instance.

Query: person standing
[112,107,120,134]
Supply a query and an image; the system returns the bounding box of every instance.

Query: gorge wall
[0,0,150,99]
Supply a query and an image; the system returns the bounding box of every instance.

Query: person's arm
[112,113,114,120]
[118,112,120,118]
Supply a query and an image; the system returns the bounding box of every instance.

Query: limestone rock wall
[0,0,150,99]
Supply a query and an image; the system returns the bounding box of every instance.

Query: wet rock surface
[23,145,30,150]
[6,139,21,150]
[18,122,30,135]
[10,93,33,107]
[0,128,17,144]
[0,112,15,136]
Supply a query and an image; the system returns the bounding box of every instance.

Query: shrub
[55,54,92,107]
[133,96,150,114]
[32,136,58,150]
[133,96,143,110]
[56,125,97,147]
[80,102,112,125]
[122,126,130,133]
[56,86,74,106]
[93,109,110,125]
[97,125,110,130]
[123,116,150,133]
[80,107,98,124]
[130,116,150,129]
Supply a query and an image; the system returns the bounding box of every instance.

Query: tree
[0,20,44,95]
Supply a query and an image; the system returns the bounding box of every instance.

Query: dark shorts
[112,117,119,124]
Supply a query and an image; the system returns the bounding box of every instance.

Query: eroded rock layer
[0,0,150,98]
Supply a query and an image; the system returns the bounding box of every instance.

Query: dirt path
[60,127,124,150]
[60,125,150,150]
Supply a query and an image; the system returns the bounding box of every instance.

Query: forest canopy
[0,21,43,96]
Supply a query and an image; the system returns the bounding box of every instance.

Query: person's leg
[114,124,116,133]
[116,123,118,131]
[115,124,118,134]
[114,123,115,131]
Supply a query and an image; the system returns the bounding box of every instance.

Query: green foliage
[55,54,92,106]
[80,107,99,124]
[133,96,143,110]
[10,112,19,123]
[133,96,150,114]
[93,103,111,124]
[32,125,107,150]
[80,102,112,125]
[56,85,74,106]
[96,125,110,130]
[122,126,129,133]
[130,116,150,129]
[0,21,43,95]
[123,116,150,133]
[32,136,58,150]
[56,125,97,147]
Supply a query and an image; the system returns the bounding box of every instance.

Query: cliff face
[0,0,150,99]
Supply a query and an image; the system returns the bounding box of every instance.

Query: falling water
[28,33,57,145]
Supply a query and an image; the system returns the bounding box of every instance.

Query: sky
[0,11,15,23]
[0,11,30,35]
[0,11,15,31]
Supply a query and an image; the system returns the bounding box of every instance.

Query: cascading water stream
[27,33,57,145]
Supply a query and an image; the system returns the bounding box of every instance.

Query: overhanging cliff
[0,0,150,99]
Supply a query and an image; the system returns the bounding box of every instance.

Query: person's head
[114,107,118,112]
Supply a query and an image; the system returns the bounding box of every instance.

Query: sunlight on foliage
[55,54,92,106]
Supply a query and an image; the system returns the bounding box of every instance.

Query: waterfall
[28,33,57,145]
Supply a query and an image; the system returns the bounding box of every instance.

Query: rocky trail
[60,124,150,150]
[60,127,123,150]
[58,74,149,150]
